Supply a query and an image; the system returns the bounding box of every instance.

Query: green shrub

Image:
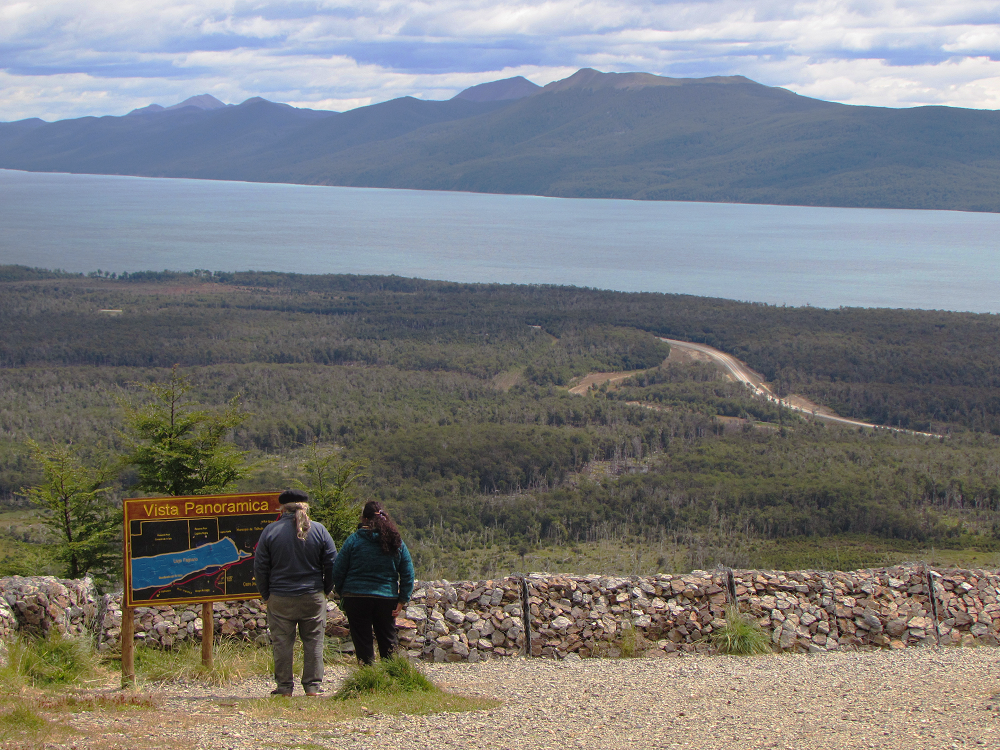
[335,655,435,699]
[710,605,772,656]
[1,633,98,686]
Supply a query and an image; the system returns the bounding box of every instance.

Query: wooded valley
[3,266,999,581]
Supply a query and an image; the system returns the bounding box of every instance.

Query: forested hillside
[2,267,999,579]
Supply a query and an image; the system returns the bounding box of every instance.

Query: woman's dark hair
[362,500,402,555]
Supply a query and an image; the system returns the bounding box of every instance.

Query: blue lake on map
[1,168,997,312]
[131,537,247,591]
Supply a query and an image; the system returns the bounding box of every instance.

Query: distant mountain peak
[165,94,228,111]
[126,103,165,116]
[542,68,755,94]
[127,94,228,117]
[453,76,540,103]
[237,96,292,108]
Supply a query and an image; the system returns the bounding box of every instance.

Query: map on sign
[130,538,251,591]
[124,493,282,606]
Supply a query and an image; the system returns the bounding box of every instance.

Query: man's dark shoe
[304,687,325,697]
[271,689,292,697]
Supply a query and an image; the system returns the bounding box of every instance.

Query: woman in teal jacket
[331,500,414,663]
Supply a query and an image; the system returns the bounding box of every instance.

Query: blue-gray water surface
[1,169,996,312]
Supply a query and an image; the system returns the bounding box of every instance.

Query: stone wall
[397,577,527,662]
[1,565,998,661]
[94,596,275,653]
[1,575,96,638]
[514,566,997,659]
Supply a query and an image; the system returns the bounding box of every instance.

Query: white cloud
[1,0,999,120]
[784,56,1000,109]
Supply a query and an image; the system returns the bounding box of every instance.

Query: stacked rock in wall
[394,578,525,662]
[1,566,999,661]
[931,570,1000,645]
[528,574,642,657]
[93,595,348,652]
[0,595,15,666]
[392,566,1000,661]
[0,598,16,643]
[0,576,96,637]
[632,566,1000,656]
[741,567,1000,652]
[521,572,737,657]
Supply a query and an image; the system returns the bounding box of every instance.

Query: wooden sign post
[202,602,214,669]
[121,492,282,684]
[121,605,135,687]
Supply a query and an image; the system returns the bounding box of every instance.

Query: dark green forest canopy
[2,266,999,577]
[2,267,998,432]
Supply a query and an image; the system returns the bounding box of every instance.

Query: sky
[2,0,1000,122]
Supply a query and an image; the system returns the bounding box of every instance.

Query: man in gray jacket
[254,489,337,696]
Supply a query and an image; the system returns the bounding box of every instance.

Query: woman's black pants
[341,596,399,664]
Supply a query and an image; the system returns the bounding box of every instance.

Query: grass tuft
[710,605,773,656]
[617,623,652,658]
[335,655,435,699]
[133,639,272,685]
[0,632,99,687]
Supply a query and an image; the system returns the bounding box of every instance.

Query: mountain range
[2,69,999,212]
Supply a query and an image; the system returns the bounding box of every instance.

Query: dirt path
[658,338,944,438]
[568,370,646,395]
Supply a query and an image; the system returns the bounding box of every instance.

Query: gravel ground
[44,648,1000,750]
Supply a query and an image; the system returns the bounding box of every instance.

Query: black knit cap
[278,488,309,505]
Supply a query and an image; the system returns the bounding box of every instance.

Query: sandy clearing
[568,370,647,395]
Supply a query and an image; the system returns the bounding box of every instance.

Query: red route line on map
[146,555,253,599]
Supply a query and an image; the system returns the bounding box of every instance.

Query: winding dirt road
[658,338,943,438]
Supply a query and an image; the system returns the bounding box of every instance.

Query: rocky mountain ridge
[2,68,999,211]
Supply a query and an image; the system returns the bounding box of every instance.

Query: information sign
[123,492,282,607]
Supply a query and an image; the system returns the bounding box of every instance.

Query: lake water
[1,169,997,313]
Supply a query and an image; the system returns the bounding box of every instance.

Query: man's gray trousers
[266,591,327,694]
